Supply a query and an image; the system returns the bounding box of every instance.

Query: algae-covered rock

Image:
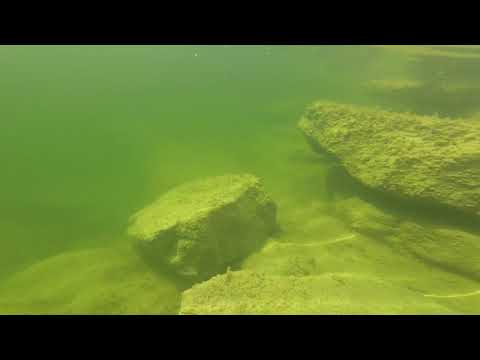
[241,232,480,313]
[334,196,480,281]
[242,241,323,277]
[299,102,480,218]
[128,174,277,281]
[334,197,400,237]
[180,270,454,315]
[0,248,180,314]
[396,223,480,281]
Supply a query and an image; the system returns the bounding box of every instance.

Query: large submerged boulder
[0,248,180,315]
[180,270,453,315]
[299,102,480,218]
[128,174,277,281]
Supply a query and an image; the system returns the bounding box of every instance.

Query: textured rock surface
[397,222,480,280]
[180,270,453,315]
[241,235,480,314]
[334,197,400,237]
[242,241,325,277]
[177,192,480,314]
[128,174,277,281]
[299,102,480,218]
[0,248,180,314]
[335,197,480,281]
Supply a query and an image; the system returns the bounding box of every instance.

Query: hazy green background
[0,45,401,280]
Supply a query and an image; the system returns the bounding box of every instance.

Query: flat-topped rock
[128,174,277,281]
[299,102,480,218]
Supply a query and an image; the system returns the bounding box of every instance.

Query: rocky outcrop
[0,248,180,314]
[128,174,277,281]
[334,197,480,281]
[334,197,400,238]
[299,102,480,218]
[180,270,453,314]
[397,222,480,280]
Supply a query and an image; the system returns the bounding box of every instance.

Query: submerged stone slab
[299,102,480,218]
[128,174,277,281]
[397,223,480,281]
[180,270,453,315]
[334,197,480,281]
[334,197,400,238]
[0,248,180,315]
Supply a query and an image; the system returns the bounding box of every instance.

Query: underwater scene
[1,45,480,314]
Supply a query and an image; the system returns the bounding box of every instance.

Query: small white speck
[194,53,198,57]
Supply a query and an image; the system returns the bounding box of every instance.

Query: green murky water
[1,45,479,314]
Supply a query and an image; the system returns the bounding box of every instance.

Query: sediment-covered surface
[365,79,480,117]
[335,197,480,282]
[3,47,480,316]
[367,46,480,116]
[179,199,480,315]
[298,102,480,218]
[370,45,480,61]
[128,174,277,281]
[180,270,453,315]
[0,248,180,314]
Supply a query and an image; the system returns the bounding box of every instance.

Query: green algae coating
[241,236,480,314]
[0,248,180,315]
[397,223,480,281]
[298,102,480,218]
[128,174,277,281]
[180,270,454,315]
[334,197,480,283]
[334,197,400,238]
